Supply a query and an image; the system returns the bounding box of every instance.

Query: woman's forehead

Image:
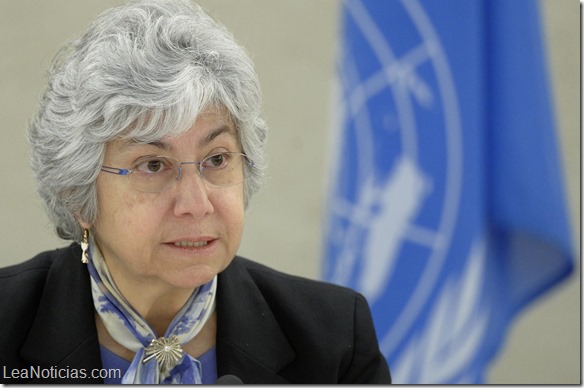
[115,107,238,149]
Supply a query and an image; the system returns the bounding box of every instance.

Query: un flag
[322,0,574,383]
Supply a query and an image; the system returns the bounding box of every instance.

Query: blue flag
[322,0,574,383]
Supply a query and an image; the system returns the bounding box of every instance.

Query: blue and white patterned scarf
[86,235,217,384]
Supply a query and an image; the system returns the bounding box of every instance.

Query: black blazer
[0,244,391,384]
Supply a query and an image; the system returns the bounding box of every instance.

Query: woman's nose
[171,164,214,219]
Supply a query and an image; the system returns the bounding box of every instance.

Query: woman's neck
[117,279,196,337]
[100,255,197,336]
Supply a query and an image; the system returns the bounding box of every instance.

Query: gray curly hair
[28,0,268,242]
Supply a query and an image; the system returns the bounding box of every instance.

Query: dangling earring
[81,229,89,264]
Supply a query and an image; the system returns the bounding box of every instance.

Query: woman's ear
[76,215,93,230]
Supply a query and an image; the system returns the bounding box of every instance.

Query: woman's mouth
[173,241,209,248]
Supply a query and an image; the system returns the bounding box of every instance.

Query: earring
[81,229,89,264]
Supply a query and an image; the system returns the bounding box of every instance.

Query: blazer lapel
[216,257,295,384]
[19,244,102,383]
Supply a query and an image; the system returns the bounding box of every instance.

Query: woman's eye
[135,158,169,173]
[205,153,228,168]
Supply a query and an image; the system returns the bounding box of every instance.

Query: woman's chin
[162,263,223,290]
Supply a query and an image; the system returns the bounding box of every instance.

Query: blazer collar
[216,257,295,383]
[19,244,102,377]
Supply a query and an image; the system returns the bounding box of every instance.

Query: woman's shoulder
[0,245,79,366]
[0,244,78,281]
[218,256,390,383]
[0,245,82,315]
[223,256,366,314]
[228,256,359,295]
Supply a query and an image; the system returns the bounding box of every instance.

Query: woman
[0,0,390,384]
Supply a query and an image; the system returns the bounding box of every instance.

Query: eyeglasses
[100,152,254,193]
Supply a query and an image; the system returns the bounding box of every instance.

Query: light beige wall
[0,0,579,383]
